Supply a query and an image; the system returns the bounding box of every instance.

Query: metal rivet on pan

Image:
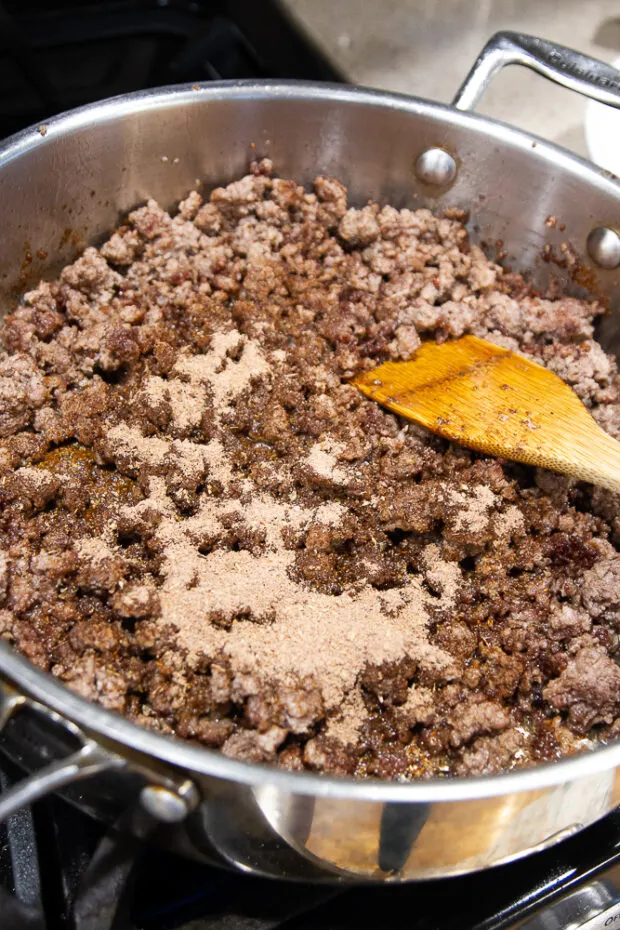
[140,785,191,823]
[587,226,620,269]
[415,148,457,187]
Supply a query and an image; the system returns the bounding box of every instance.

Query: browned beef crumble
[1,159,620,779]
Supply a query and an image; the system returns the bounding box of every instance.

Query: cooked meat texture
[0,160,619,779]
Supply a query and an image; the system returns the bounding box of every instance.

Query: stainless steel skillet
[1,32,620,883]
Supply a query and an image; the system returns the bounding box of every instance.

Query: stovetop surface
[132,810,620,930]
[0,0,343,141]
[4,748,620,930]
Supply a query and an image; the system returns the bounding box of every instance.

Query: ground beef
[0,161,618,779]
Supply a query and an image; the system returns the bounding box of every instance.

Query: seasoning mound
[1,160,620,779]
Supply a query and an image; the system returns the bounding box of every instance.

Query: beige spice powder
[324,685,368,745]
[173,329,270,416]
[119,472,457,710]
[305,438,349,485]
[77,537,119,564]
[448,484,498,533]
[14,466,58,487]
[106,423,171,469]
[141,376,208,433]
[108,326,460,715]
[497,504,526,538]
[422,544,461,601]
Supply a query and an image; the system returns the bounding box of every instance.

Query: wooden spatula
[352,334,620,495]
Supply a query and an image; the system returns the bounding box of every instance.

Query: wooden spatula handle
[576,426,620,496]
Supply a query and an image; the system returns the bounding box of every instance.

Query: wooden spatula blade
[353,335,620,493]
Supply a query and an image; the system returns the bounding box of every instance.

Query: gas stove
[3,750,620,930]
[0,0,343,140]
[2,4,620,930]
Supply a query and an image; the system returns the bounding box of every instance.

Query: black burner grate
[0,0,344,139]
[0,753,340,930]
[4,741,620,930]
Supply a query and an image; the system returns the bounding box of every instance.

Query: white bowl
[585,55,620,175]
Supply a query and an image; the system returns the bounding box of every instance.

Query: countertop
[282,0,620,158]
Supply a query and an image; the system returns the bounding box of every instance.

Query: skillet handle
[0,679,125,821]
[0,677,198,824]
[453,31,620,112]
